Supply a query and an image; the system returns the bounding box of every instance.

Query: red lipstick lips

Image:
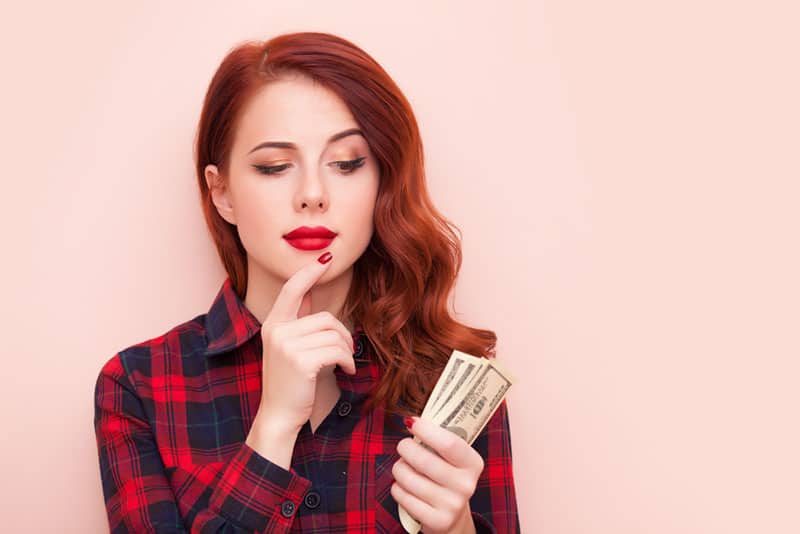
[283,226,337,251]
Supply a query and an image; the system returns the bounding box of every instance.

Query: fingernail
[318,252,332,264]
[404,416,415,430]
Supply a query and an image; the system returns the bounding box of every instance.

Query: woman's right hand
[254,251,357,437]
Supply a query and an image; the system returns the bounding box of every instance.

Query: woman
[94,31,520,533]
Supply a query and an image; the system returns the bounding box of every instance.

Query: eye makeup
[253,156,367,176]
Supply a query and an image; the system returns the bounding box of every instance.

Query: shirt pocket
[374,450,403,534]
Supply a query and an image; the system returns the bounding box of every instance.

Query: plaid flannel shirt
[94,276,520,533]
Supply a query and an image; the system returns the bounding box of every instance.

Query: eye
[252,156,367,176]
[331,156,367,174]
[253,163,291,175]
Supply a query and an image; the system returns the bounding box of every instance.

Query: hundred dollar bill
[433,357,514,444]
[420,352,464,420]
[398,350,515,534]
[426,352,487,420]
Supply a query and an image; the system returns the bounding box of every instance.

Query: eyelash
[254,156,367,176]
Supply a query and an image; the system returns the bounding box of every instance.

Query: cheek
[341,190,377,248]
[347,174,379,227]
[232,190,286,258]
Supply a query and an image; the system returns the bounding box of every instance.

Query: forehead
[235,74,361,150]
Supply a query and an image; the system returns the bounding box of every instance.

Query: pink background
[3,1,799,532]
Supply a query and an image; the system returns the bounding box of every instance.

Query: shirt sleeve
[93,353,312,533]
[467,398,521,534]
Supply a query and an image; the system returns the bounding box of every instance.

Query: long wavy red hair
[194,31,497,418]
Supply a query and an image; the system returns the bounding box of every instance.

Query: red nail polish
[404,416,415,430]
[318,252,332,264]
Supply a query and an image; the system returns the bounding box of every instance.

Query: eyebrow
[247,127,364,154]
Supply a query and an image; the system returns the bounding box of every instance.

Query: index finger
[265,252,333,324]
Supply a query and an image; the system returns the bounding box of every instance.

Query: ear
[204,164,237,225]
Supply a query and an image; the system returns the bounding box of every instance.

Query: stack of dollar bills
[398,349,516,534]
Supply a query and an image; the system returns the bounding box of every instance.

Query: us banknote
[398,349,515,534]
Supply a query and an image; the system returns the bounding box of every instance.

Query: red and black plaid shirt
[94,276,520,533]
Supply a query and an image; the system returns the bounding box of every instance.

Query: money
[398,350,515,534]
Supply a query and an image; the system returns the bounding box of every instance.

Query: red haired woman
[94,31,520,533]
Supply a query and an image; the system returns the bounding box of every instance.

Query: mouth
[283,225,337,251]
[283,236,336,251]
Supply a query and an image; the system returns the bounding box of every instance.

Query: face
[204,72,380,288]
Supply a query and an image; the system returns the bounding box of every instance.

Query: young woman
[94,31,520,533]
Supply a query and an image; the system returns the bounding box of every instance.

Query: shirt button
[304,490,321,509]
[337,400,352,417]
[353,337,364,358]
[280,500,296,517]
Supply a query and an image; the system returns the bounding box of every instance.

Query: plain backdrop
[1,1,798,532]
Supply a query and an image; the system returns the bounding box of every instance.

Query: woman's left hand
[391,415,483,534]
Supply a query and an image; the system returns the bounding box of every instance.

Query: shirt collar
[202,276,370,365]
[203,276,263,358]
[202,276,378,412]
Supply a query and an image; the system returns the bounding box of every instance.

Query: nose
[295,168,328,212]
